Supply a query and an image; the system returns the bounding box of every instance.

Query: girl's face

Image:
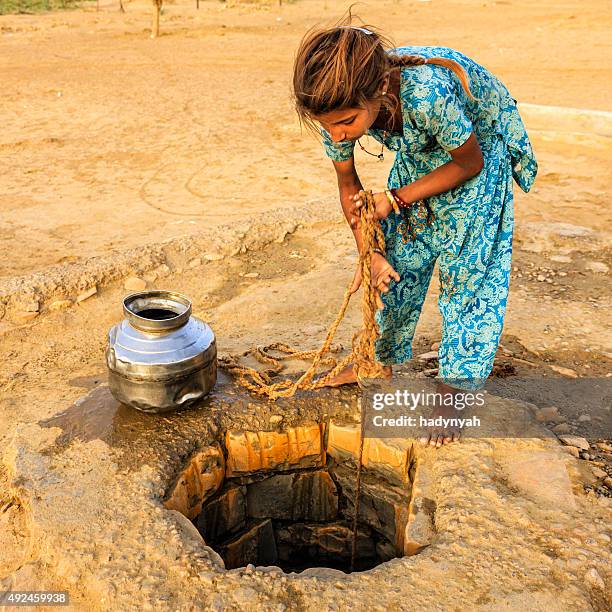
[314,97,382,144]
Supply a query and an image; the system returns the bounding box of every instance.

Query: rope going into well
[218,190,390,573]
[218,190,388,400]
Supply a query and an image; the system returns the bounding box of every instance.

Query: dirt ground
[0,0,611,608]
[0,0,611,278]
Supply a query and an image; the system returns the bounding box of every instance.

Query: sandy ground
[0,0,611,278]
[0,0,611,608]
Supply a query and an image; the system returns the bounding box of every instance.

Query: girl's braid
[387,54,429,67]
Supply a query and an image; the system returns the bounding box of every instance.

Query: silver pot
[106,290,217,413]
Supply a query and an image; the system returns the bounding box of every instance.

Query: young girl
[292,21,537,444]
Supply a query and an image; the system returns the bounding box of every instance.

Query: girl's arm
[350,133,484,220]
[394,133,484,204]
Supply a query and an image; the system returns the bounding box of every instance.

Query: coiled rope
[218,190,389,400]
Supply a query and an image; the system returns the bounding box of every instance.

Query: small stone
[578,414,591,422]
[49,299,72,311]
[430,341,440,351]
[19,300,39,312]
[189,258,202,268]
[269,415,282,425]
[558,436,590,451]
[535,406,559,422]
[155,263,171,276]
[604,477,612,489]
[537,274,546,282]
[13,311,39,323]
[590,467,607,479]
[549,364,578,378]
[584,568,605,590]
[203,252,224,261]
[243,272,259,278]
[417,350,438,361]
[552,423,571,434]
[562,446,580,458]
[585,261,609,274]
[76,286,97,303]
[596,442,612,453]
[124,277,147,291]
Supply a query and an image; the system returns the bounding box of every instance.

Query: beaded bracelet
[390,188,413,208]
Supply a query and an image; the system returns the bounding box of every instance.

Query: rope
[218,190,388,400]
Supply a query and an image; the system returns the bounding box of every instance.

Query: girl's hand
[349,190,393,229]
[349,253,400,309]
[371,252,400,310]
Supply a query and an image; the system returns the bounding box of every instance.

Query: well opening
[193,460,409,573]
[163,420,418,575]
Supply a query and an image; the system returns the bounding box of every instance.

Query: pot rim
[123,290,192,332]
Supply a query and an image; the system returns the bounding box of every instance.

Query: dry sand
[0,0,611,609]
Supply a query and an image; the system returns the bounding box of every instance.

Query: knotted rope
[218,190,388,400]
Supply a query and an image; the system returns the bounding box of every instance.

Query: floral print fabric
[320,46,538,387]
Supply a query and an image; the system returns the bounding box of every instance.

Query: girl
[292,20,537,444]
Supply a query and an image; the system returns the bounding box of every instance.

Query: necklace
[357,130,388,161]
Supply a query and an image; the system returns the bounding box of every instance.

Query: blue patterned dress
[320,46,537,388]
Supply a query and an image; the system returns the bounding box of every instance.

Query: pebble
[417,350,438,361]
[596,442,612,453]
[13,311,39,323]
[549,364,578,378]
[585,261,609,274]
[558,435,590,451]
[155,263,171,276]
[243,272,259,278]
[430,341,440,351]
[189,258,202,268]
[269,415,282,425]
[537,274,546,282]
[590,467,607,479]
[604,477,612,489]
[584,568,605,590]
[124,277,147,291]
[535,406,559,422]
[552,423,571,434]
[578,414,591,422]
[76,286,97,303]
[49,299,72,311]
[18,300,39,313]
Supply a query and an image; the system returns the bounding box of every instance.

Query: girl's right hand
[371,253,400,309]
[349,253,400,309]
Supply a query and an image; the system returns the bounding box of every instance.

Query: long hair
[292,10,475,136]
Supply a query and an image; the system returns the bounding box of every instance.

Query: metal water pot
[106,290,217,413]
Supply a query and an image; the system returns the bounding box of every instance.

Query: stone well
[163,418,427,573]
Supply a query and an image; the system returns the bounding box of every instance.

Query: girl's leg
[437,155,514,387]
[375,214,438,366]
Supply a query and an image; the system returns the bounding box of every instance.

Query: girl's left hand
[349,190,393,229]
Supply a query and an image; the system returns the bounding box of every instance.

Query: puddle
[39,369,359,475]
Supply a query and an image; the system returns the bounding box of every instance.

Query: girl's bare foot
[324,363,392,387]
[419,382,463,448]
